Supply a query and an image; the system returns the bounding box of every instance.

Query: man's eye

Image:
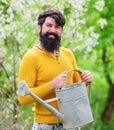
[47,24,51,27]
[56,26,61,29]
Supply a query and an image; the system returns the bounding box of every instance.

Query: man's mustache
[45,32,59,39]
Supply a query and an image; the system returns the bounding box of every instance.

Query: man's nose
[50,26,57,33]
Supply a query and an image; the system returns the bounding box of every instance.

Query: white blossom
[98,18,107,29]
[94,0,105,12]
[0,26,6,39]
[1,0,7,4]
[0,48,6,58]
[0,15,6,24]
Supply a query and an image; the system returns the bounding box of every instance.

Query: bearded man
[18,8,93,130]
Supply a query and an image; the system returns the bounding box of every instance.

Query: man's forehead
[44,17,56,24]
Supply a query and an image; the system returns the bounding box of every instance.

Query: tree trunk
[101,84,114,121]
[101,47,114,121]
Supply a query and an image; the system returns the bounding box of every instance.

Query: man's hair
[37,8,66,27]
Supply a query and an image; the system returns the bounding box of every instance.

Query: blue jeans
[32,122,80,130]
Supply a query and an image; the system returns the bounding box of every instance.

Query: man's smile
[48,34,55,39]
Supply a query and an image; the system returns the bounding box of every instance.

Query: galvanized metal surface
[55,82,93,129]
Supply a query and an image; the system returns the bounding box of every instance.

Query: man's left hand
[80,70,93,85]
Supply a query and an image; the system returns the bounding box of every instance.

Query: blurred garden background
[0,0,114,130]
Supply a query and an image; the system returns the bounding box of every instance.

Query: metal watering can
[19,70,93,129]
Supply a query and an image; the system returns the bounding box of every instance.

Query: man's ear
[38,25,41,33]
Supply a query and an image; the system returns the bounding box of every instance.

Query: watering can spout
[19,80,65,123]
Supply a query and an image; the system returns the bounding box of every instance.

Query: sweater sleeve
[18,55,53,106]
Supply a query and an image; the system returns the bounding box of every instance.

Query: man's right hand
[50,71,68,89]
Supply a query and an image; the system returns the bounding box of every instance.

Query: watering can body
[55,82,93,129]
[19,81,93,129]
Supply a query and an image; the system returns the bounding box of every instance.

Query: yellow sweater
[18,46,81,124]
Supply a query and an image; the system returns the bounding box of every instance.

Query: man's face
[38,17,62,53]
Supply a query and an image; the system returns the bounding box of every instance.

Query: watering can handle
[67,69,92,100]
[67,69,83,74]
[45,97,59,103]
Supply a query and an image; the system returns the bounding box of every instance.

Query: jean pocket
[40,124,53,130]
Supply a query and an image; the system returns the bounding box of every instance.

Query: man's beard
[39,31,61,53]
